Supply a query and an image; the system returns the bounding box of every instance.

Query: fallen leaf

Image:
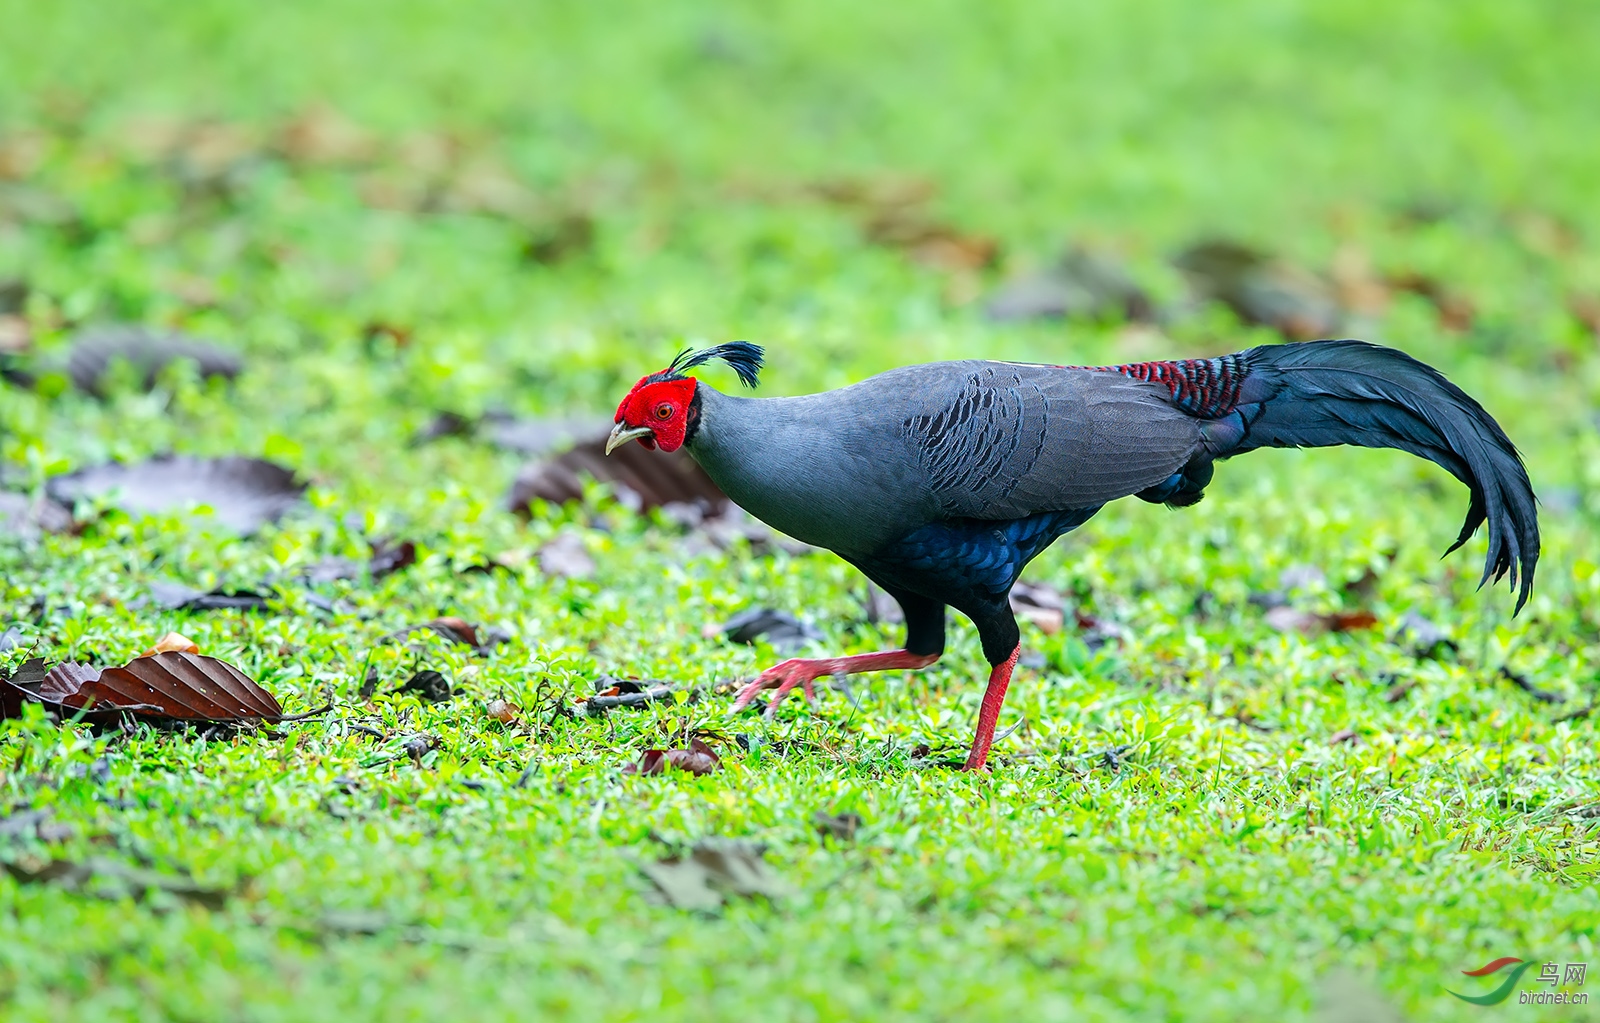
[275,105,376,167]
[3,856,229,909]
[142,632,199,657]
[507,425,728,514]
[381,617,509,656]
[1327,728,1359,746]
[1073,609,1129,651]
[715,608,821,653]
[624,739,720,777]
[1386,271,1474,331]
[0,314,28,354]
[58,324,243,396]
[862,582,904,625]
[0,491,74,540]
[1382,678,1417,703]
[639,837,793,910]
[694,504,816,556]
[301,538,417,584]
[521,211,595,264]
[862,208,999,271]
[485,699,520,724]
[1,651,284,725]
[1264,606,1378,636]
[145,581,273,612]
[396,670,452,704]
[538,531,595,579]
[1175,240,1342,340]
[1570,293,1600,339]
[985,246,1152,323]
[1393,610,1457,657]
[0,807,76,842]
[1010,582,1067,635]
[812,810,862,842]
[47,455,305,534]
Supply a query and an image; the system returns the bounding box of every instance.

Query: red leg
[962,644,1020,771]
[731,649,940,716]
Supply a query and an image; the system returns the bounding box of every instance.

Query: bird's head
[607,342,763,454]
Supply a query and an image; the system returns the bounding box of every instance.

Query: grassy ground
[2,1,1599,1019]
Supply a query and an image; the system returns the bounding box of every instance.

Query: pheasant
[607,340,1538,770]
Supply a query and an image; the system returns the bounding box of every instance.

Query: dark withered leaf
[1392,610,1457,657]
[507,426,728,514]
[640,837,792,911]
[812,810,862,842]
[719,608,821,653]
[1500,665,1562,704]
[301,539,417,584]
[62,324,242,396]
[3,856,228,909]
[380,616,509,656]
[0,491,74,540]
[146,581,273,612]
[396,670,452,703]
[862,582,904,625]
[1264,607,1379,636]
[1175,240,1342,340]
[410,411,475,446]
[985,246,1152,323]
[623,739,720,776]
[47,455,305,534]
[538,531,595,578]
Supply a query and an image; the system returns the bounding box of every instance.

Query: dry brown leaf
[2,652,284,724]
[623,738,720,776]
[142,632,199,657]
[485,699,520,725]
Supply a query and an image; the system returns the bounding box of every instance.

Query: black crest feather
[657,341,764,388]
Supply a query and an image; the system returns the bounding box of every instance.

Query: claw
[731,657,827,715]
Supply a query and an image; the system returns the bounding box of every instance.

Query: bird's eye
[654,403,674,420]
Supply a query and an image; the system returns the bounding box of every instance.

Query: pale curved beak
[605,423,654,455]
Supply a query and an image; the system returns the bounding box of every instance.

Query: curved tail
[1214,340,1538,610]
[1121,340,1538,611]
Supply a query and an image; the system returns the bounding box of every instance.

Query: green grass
[2,1,1599,1019]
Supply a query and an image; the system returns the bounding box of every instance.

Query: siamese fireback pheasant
[607,340,1538,771]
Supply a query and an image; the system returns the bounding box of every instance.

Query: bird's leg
[732,649,940,716]
[962,644,1020,771]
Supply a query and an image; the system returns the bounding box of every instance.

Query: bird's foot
[730,649,939,718]
[732,658,829,716]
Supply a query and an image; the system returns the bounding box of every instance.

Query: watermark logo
[1448,957,1588,1007]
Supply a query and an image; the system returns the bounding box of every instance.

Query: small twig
[1554,702,1595,724]
[992,716,1026,747]
[269,704,335,723]
[1499,666,1562,704]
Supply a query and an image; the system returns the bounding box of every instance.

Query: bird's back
[689,360,1203,557]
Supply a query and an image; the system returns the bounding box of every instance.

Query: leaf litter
[58,323,243,396]
[623,739,720,777]
[0,648,304,726]
[639,837,794,911]
[47,455,305,534]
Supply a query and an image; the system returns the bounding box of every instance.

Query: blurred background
[2,0,1598,549]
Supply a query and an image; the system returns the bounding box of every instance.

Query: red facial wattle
[613,374,697,452]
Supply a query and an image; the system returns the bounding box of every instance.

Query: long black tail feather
[1219,340,1538,612]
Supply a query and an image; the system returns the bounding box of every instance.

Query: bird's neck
[682,382,705,447]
